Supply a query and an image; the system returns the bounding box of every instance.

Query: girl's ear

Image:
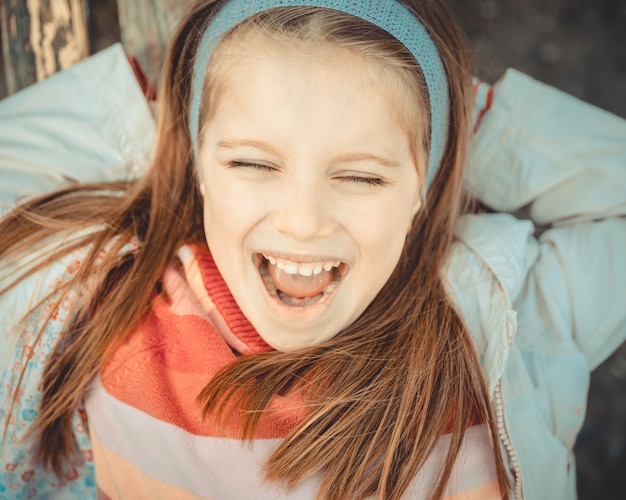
[199,182,206,197]
[411,196,422,217]
[407,192,422,234]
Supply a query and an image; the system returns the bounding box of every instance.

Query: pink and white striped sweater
[85,244,498,499]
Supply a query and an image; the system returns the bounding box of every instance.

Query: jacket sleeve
[0,251,96,497]
[466,68,626,225]
[467,69,626,370]
[0,43,156,218]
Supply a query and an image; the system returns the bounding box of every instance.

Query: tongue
[269,265,334,298]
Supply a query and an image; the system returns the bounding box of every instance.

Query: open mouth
[257,253,345,309]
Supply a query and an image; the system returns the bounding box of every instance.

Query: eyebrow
[216,139,282,157]
[216,138,400,169]
[332,153,400,169]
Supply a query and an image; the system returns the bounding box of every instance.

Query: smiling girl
[1,0,625,499]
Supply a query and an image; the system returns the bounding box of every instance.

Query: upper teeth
[263,254,341,276]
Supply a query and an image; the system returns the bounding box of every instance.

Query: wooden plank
[116,0,189,88]
[0,0,89,95]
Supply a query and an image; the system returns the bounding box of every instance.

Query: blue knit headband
[190,0,449,189]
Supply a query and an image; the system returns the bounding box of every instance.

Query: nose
[271,184,335,241]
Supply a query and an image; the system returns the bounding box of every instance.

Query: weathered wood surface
[0,0,89,95]
[116,0,190,87]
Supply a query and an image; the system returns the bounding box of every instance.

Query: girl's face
[199,36,423,351]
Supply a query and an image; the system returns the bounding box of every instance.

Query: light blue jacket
[1,44,625,499]
[451,69,626,498]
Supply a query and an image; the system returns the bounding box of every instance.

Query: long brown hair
[0,1,509,498]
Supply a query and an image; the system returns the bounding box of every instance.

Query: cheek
[351,203,413,287]
[201,181,243,251]
[201,173,257,231]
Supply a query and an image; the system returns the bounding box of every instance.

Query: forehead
[205,40,402,154]
[204,29,423,131]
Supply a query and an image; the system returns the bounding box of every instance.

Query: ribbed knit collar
[185,243,272,354]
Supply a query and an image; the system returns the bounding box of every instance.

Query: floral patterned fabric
[0,256,95,499]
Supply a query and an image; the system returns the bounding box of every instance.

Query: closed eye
[337,175,386,186]
[228,161,277,173]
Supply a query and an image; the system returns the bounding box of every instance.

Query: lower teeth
[276,290,324,307]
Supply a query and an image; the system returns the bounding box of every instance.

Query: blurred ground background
[1,0,625,497]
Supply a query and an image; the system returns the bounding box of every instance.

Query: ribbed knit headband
[190,0,449,189]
